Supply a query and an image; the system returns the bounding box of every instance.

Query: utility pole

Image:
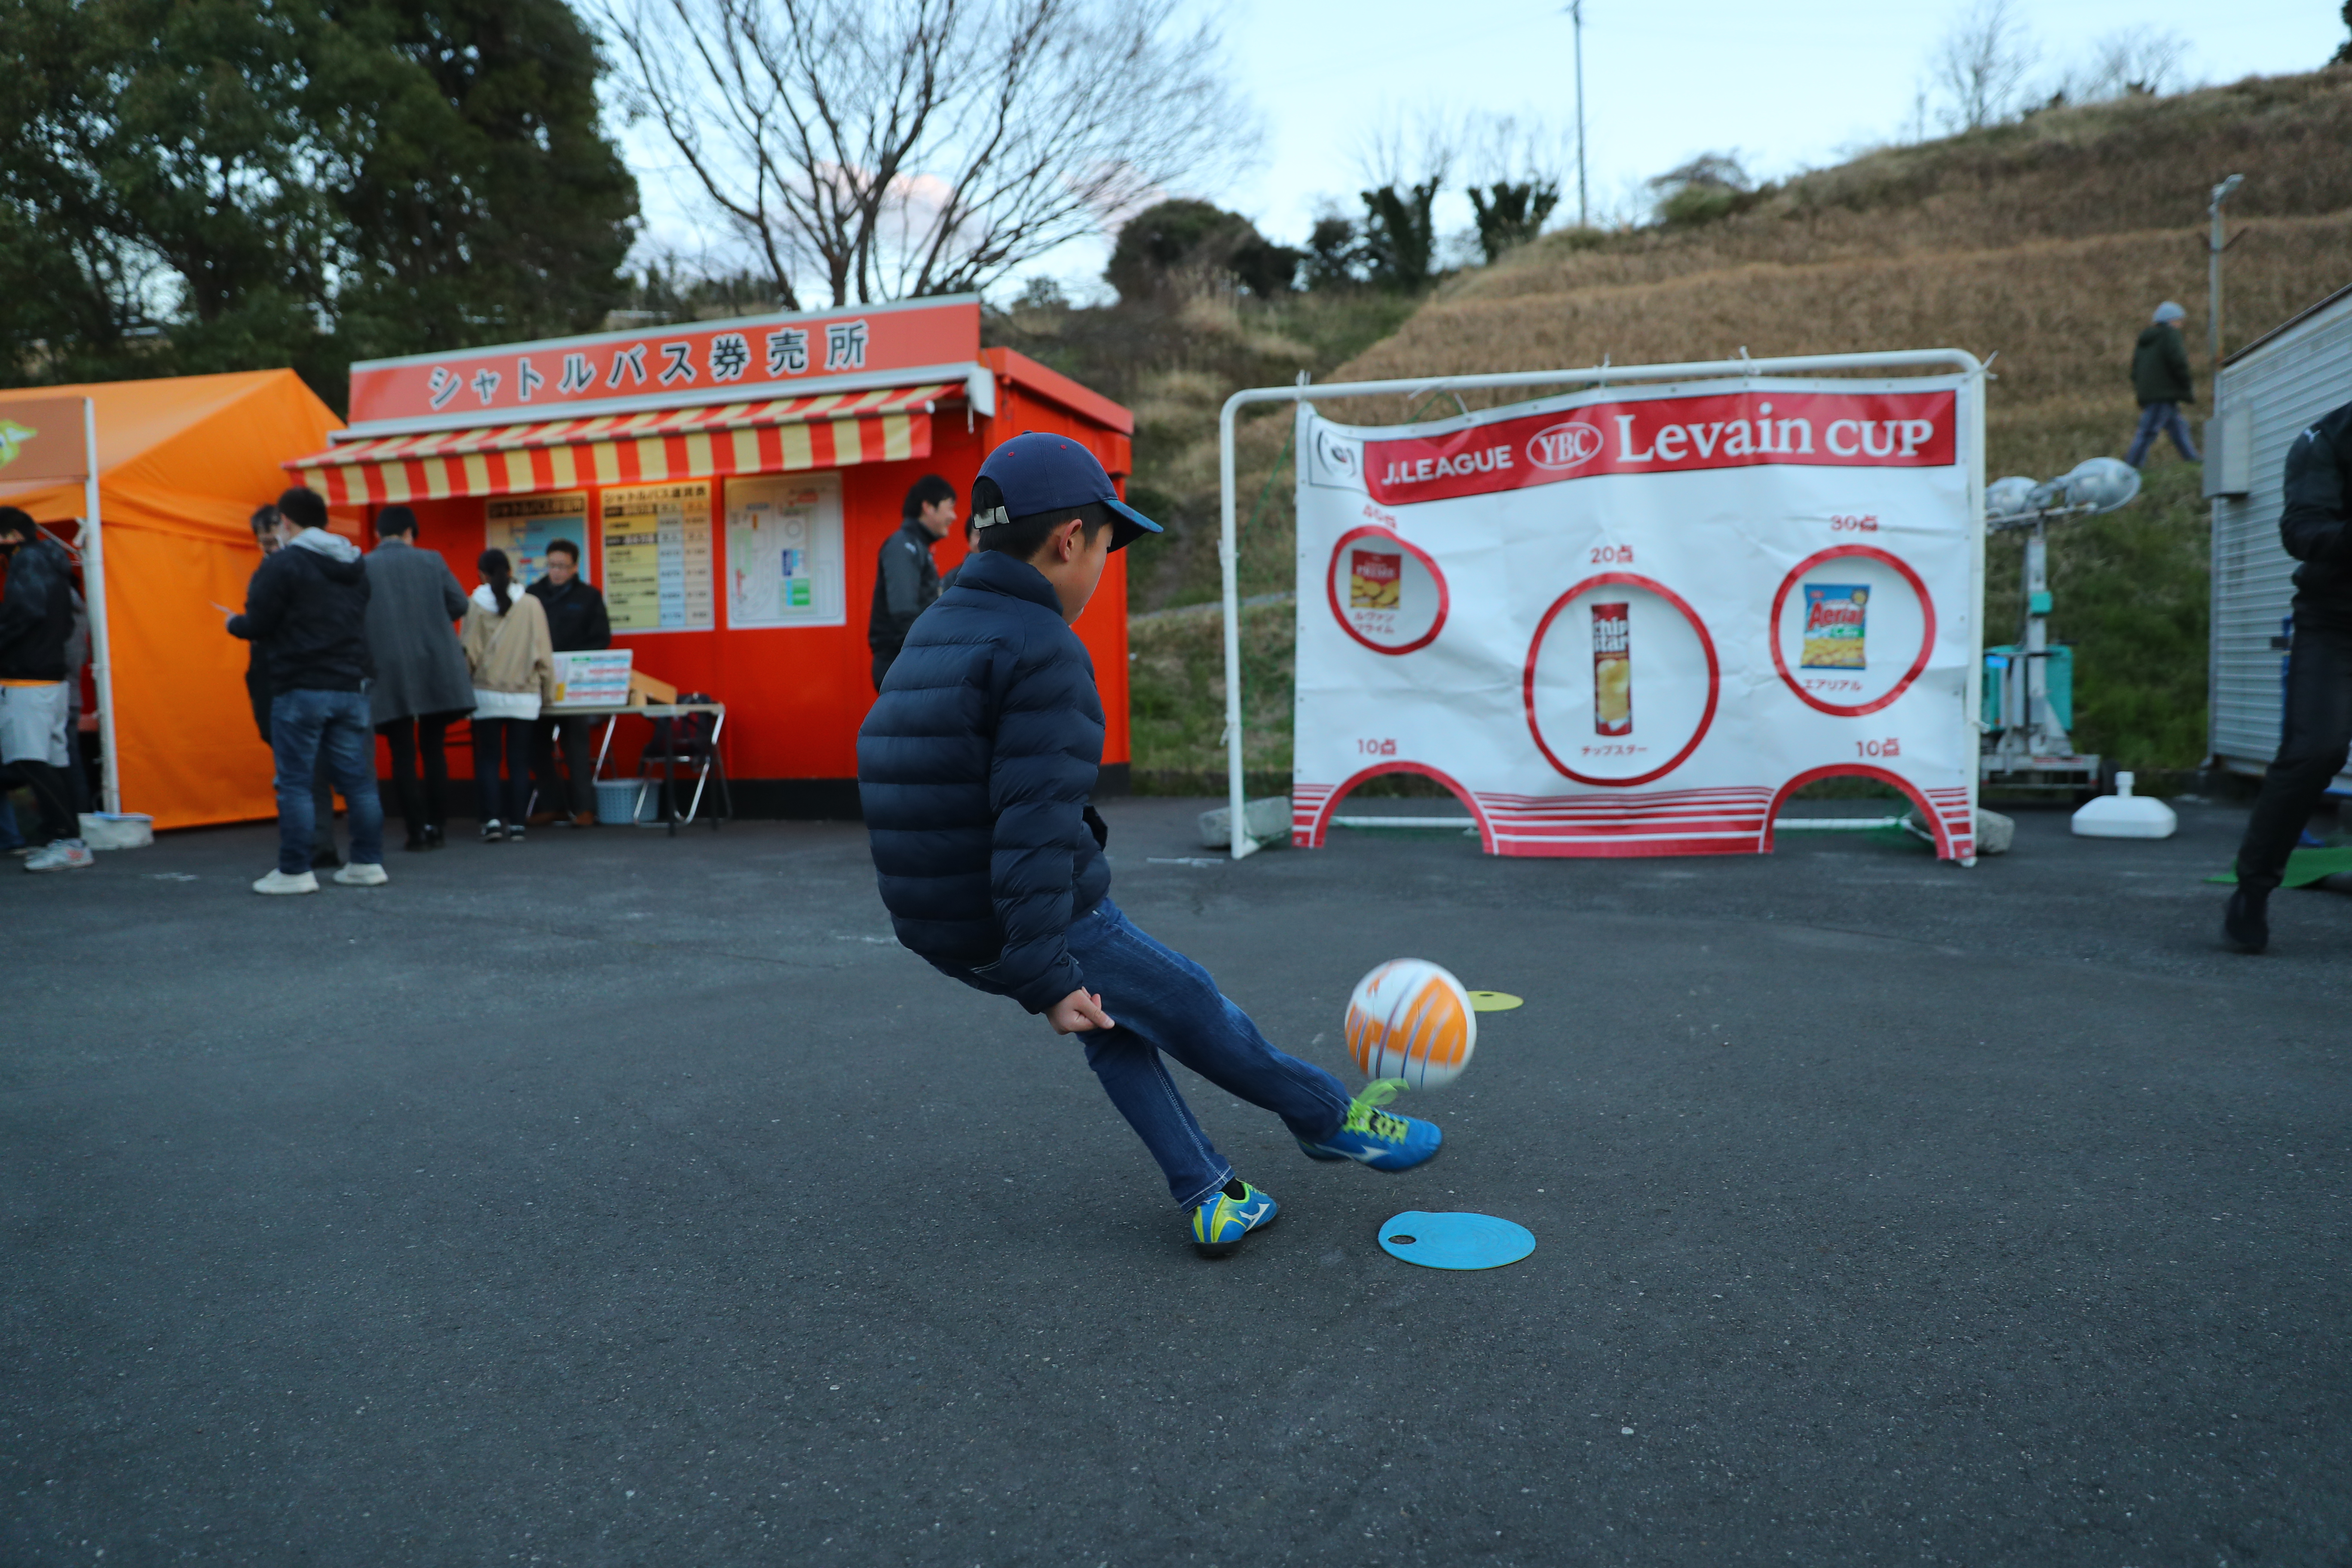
[1569,0,1588,227]
[2207,173,2244,367]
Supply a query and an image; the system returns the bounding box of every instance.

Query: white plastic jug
[2070,772,2177,839]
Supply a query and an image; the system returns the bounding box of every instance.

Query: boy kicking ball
[857,434,1440,1257]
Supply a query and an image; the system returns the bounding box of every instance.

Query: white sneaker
[252,868,320,895]
[24,840,94,872]
[332,861,388,887]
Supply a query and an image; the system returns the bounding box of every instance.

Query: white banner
[1290,374,1983,861]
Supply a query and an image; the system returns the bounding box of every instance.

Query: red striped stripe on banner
[1298,778,1977,860]
[284,385,947,505]
[1479,788,1775,858]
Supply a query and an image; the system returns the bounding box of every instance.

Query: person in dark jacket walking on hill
[867,474,956,690]
[0,508,92,871]
[856,435,1441,1260]
[2224,397,2352,953]
[227,487,387,895]
[2125,300,2200,467]
[526,537,610,827]
[364,506,474,851]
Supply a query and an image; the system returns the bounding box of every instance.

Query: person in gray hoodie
[225,487,387,894]
[364,506,475,851]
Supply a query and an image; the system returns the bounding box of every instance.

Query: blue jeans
[271,689,383,873]
[1064,900,1352,1208]
[2126,401,2198,466]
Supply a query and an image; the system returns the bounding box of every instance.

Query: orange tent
[0,371,344,830]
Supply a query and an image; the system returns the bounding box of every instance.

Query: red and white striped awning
[285,384,952,505]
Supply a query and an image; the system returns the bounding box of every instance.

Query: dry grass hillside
[1128,69,2352,787]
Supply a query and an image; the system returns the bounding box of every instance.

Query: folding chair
[635,693,731,831]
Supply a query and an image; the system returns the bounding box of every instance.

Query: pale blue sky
[619,0,2343,301]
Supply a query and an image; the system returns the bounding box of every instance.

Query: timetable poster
[485,492,589,587]
[600,481,714,634]
[726,472,845,628]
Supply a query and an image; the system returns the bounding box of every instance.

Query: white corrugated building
[2207,283,2352,781]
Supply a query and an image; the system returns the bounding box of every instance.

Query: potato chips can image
[1351,548,1402,609]
[1591,602,1632,735]
[1800,584,1868,668]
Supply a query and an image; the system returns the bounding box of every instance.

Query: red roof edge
[982,347,1134,436]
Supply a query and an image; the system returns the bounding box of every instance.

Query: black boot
[2223,887,2269,954]
[420,824,446,850]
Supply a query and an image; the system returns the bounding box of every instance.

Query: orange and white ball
[1344,959,1476,1089]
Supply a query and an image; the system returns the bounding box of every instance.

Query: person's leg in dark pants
[471,718,506,832]
[2162,404,2201,462]
[380,718,426,846]
[11,760,78,845]
[318,692,385,867]
[557,715,595,815]
[2125,404,2166,468]
[872,651,894,692]
[2229,616,2352,949]
[501,720,534,827]
[1062,899,1354,1208]
[529,717,562,823]
[309,745,340,867]
[419,711,461,836]
[271,691,331,875]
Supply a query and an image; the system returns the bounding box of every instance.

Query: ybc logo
[0,420,35,470]
[1525,421,1603,472]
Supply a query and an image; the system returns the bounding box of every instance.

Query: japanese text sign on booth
[1289,372,1984,863]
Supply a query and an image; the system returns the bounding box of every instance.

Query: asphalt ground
[4,795,2348,1567]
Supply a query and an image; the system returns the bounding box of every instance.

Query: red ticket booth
[283,298,1133,814]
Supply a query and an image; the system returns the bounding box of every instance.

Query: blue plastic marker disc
[1378,1210,1535,1270]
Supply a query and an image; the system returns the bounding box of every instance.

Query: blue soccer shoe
[1190,1179,1279,1258]
[1296,1079,1442,1172]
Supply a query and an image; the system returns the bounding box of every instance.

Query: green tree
[1106,199,1300,303]
[0,0,637,410]
[1357,179,1442,291]
[1466,180,1561,263]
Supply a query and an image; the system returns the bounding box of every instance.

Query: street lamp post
[1568,0,1587,228]
[2207,173,2244,367]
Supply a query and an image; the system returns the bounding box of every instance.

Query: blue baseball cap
[972,432,1162,552]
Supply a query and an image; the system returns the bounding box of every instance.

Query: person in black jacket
[856,435,1441,1260]
[243,503,344,868]
[525,537,610,827]
[0,508,91,870]
[2125,301,2200,467]
[226,487,388,895]
[867,474,956,691]
[2225,398,2352,952]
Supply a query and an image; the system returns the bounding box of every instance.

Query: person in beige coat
[461,549,555,842]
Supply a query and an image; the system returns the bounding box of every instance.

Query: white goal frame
[1214,349,1988,859]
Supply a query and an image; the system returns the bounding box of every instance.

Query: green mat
[2205,847,2352,887]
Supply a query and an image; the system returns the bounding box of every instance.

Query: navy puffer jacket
[857,548,1110,1012]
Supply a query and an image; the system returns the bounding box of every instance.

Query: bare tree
[2073,27,2192,100]
[602,0,1253,308]
[1932,0,2037,131]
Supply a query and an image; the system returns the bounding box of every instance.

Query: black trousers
[379,710,466,836]
[872,649,896,692]
[5,758,78,843]
[470,718,533,826]
[2234,611,2352,895]
[530,714,596,816]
